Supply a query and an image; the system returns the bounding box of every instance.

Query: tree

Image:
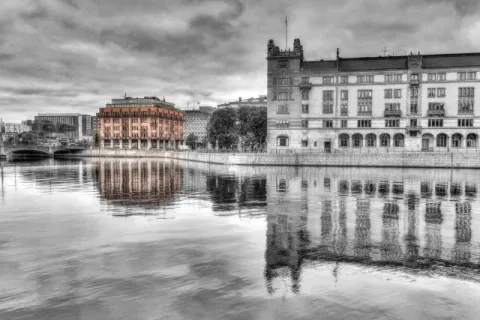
[207,107,238,149]
[186,133,198,150]
[236,106,267,151]
[93,132,100,148]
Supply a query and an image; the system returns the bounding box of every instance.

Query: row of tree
[186,106,267,151]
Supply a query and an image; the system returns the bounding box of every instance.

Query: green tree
[186,133,198,150]
[207,107,238,149]
[93,132,100,148]
[236,106,267,151]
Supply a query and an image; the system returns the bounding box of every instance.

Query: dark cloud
[0,0,479,122]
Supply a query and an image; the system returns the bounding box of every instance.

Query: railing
[406,125,421,132]
[384,110,402,117]
[410,79,420,86]
[427,109,445,117]
[357,111,372,116]
[299,82,312,90]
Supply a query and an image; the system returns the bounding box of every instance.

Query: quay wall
[59,149,480,169]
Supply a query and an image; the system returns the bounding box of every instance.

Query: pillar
[147,139,152,150]
[128,139,132,149]
[138,139,141,149]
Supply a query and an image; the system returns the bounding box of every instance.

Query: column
[128,139,132,149]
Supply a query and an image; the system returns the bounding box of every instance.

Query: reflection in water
[265,167,480,295]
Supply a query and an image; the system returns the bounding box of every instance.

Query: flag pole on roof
[285,16,288,50]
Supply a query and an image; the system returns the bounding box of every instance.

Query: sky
[1,0,480,122]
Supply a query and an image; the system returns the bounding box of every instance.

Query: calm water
[1,159,480,320]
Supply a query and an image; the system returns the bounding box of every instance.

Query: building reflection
[264,167,480,295]
[95,159,183,212]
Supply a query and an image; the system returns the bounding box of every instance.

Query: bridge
[1,145,88,159]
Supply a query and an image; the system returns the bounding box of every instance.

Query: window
[458,72,467,80]
[384,89,393,99]
[302,140,308,147]
[323,120,333,128]
[301,119,308,128]
[385,75,393,82]
[302,77,309,84]
[340,90,348,100]
[411,74,419,81]
[357,120,371,127]
[459,87,475,97]
[339,134,349,147]
[340,76,348,84]
[467,72,477,80]
[323,76,333,84]
[458,101,474,114]
[276,78,293,85]
[302,91,309,100]
[428,119,444,127]
[410,119,418,127]
[428,73,436,81]
[357,75,365,83]
[277,104,289,114]
[272,78,277,85]
[458,119,474,127]
[380,133,390,147]
[274,92,292,100]
[394,89,402,98]
[438,73,446,81]
[352,134,363,147]
[341,104,348,116]
[278,60,288,69]
[323,90,334,101]
[358,90,372,99]
[428,103,444,110]
[467,134,477,148]
[452,134,462,148]
[393,134,404,147]
[302,104,309,113]
[385,103,400,110]
[437,88,446,97]
[366,134,376,147]
[278,136,289,147]
[394,74,402,82]
[366,75,374,83]
[341,120,348,128]
[385,119,400,127]
[411,87,418,98]
[427,88,436,98]
[437,134,447,147]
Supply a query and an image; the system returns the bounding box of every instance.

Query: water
[1,158,480,320]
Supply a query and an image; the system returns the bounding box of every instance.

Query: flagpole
[285,17,288,50]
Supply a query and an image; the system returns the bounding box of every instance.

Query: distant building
[184,106,215,145]
[267,38,480,152]
[0,122,31,141]
[92,114,100,135]
[34,113,92,140]
[218,95,267,109]
[98,96,185,149]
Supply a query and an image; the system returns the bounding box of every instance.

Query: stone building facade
[99,96,184,149]
[267,38,480,152]
[184,106,215,145]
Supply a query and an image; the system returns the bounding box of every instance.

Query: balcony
[427,109,445,117]
[409,79,420,86]
[299,82,312,90]
[406,125,421,133]
[340,109,349,116]
[357,111,372,116]
[384,110,402,117]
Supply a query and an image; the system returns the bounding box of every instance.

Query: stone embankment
[58,149,480,169]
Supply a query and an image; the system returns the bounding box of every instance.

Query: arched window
[339,134,349,148]
[366,133,377,147]
[352,134,363,148]
[380,133,390,147]
[436,133,447,147]
[393,133,404,147]
[277,135,289,147]
[452,133,462,148]
[467,133,477,148]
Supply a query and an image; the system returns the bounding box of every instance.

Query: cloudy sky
[1,0,479,122]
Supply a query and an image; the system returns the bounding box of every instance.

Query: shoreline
[53,149,480,169]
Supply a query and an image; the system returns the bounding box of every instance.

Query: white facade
[267,39,480,153]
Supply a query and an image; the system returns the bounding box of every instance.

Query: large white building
[267,38,480,152]
[0,120,32,142]
[34,113,92,140]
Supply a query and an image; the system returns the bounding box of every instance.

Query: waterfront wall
[60,149,480,168]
